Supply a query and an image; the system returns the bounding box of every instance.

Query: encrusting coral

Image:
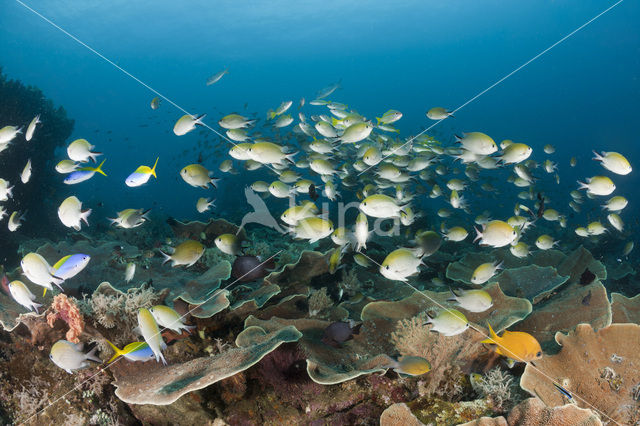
[46,294,84,343]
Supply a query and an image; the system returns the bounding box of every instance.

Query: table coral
[520,323,640,424]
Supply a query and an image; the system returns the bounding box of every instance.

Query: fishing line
[355,251,620,425]
[20,250,281,425]
[12,0,283,176]
[358,0,625,176]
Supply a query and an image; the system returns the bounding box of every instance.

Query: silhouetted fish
[579,268,596,285]
[309,184,319,201]
[231,255,276,282]
[322,321,362,347]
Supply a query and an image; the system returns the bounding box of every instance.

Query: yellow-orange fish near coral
[481,324,542,363]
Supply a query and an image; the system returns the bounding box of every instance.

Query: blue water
[0,0,639,222]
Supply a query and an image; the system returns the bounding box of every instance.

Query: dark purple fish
[231,255,276,282]
[322,321,362,347]
[579,269,596,285]
[309,184,319,201]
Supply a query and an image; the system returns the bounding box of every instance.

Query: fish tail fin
[481,323,498,345]
[151,157,159,178]
[184,324,197,334]
[106,340,123,364]
[89,152,103,163]
[195,113,207,125]
[592,150,603,162]
[375,117,381,126]
[31,302,42,314]
[446,287,459,302]
[473,226,482,243]
[331,118,340,127]
[93,159,107,176]
[85,346,102,363]
[159,250,172,265]
[6,186,13,198]
[576,180,588,190]
[81,209,92,226]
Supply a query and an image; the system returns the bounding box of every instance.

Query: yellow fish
[481,323,542,364]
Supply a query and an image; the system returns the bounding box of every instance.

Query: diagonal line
[356,250,621,425]
[12,0,284,176]
[19,250,282,425]
[358,0,625,177]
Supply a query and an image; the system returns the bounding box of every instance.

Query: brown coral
[520,323,640,424]
[506,397,601,425]
[46,294,84,343]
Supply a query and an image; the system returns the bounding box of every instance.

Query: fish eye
[385,265,390,269]
[536,351,542,357]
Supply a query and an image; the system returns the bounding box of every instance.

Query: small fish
[25,114,41,141]
[149,305,196,335]
[150,97,161,109]
[124,262,136,283]
[55,159,79,174]
[58,196,91,231]
[592,151,632,175]
[309,183,319,201]
[8,280,42,312]
[125,157,159,187]
[376,109,402,125]
[214,233,242,255]
[0,178,14,201]
[481,323,542,364]
[67,139,101,163]
[387,356,431,377]
[426,107,454,120]
[579,269,596,285]
[474,221,517,248]
[353,253,372,268]
[174,114,206,136]
[20,159,32,184]
[136,308,167,364]
[106,340,154,364]
[7,211,25,232]
[49,340,101,373]
[206,69,228,86]
[64,159,107,185]
[447,288,493,313]
[196,197,215,213]
[160,240,205,267]
[553,383,574,403]
[424,309,469,336]
[20,252,64,294]
[180,164,220,189]
[51,254,91,280]
[322,321,361,347]
[471,261,502,285]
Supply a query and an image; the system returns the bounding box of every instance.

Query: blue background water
[0,0,638,230]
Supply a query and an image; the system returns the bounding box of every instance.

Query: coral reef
[520,323,640,424]
[112,326,302,404]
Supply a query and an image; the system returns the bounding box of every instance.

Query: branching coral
[46,294,84,343]
[79,283,160,344]
[390,314,429,357]
[308,287,333,317]
[14,376,50,420]
[472,368,522,412]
